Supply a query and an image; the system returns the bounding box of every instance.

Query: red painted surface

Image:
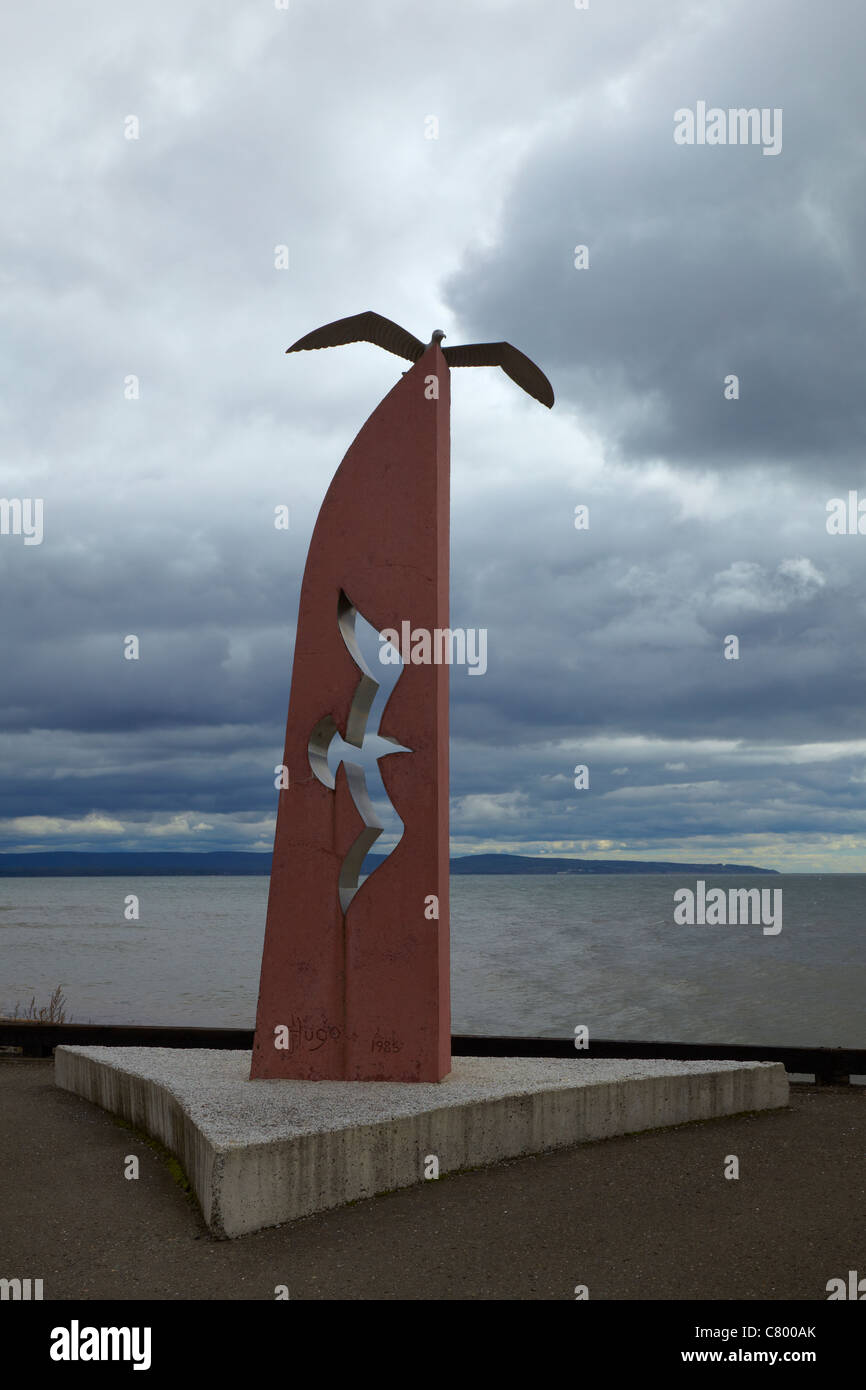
[250,344,451,1081]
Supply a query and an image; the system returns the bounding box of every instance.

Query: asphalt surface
[1,1058,864,1300]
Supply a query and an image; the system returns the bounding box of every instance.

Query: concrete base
[55,1047,788,1239]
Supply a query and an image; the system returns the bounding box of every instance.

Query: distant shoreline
[0,850,779,876]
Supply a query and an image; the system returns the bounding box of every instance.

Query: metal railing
[1,1021,862,1084]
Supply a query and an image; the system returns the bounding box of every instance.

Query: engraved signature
[284,1014,342,1053]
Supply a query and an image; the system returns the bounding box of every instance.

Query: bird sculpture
[252,307,553,1083]
[287,310,554,408]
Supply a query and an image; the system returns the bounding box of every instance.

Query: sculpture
[250,312,553,1082]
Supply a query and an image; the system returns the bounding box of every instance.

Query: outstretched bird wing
[443,341,554,408]
[287,311,426,363]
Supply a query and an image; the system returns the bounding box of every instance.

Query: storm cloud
[2,0,865,871]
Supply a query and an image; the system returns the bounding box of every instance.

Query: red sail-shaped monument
[250,342,450,1081]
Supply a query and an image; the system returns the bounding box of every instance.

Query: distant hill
[0,850,777,876]
[441,853,777,875]
[0,851,272,877]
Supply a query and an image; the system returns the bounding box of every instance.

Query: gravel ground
[1,1058,864,1301]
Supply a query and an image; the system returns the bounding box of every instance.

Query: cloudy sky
[2,0,865,872]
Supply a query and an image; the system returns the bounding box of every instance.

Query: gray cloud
[1,0,865,871]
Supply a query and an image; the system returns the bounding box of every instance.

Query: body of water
[0,873,863,1047]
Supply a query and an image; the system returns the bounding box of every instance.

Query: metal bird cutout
[287,310,554,408]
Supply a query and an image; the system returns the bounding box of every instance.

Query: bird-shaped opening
[307,592,411,914]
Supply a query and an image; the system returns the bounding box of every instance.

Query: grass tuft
[0,984,68,1023]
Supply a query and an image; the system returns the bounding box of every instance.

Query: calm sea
[0,873,864,1048]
